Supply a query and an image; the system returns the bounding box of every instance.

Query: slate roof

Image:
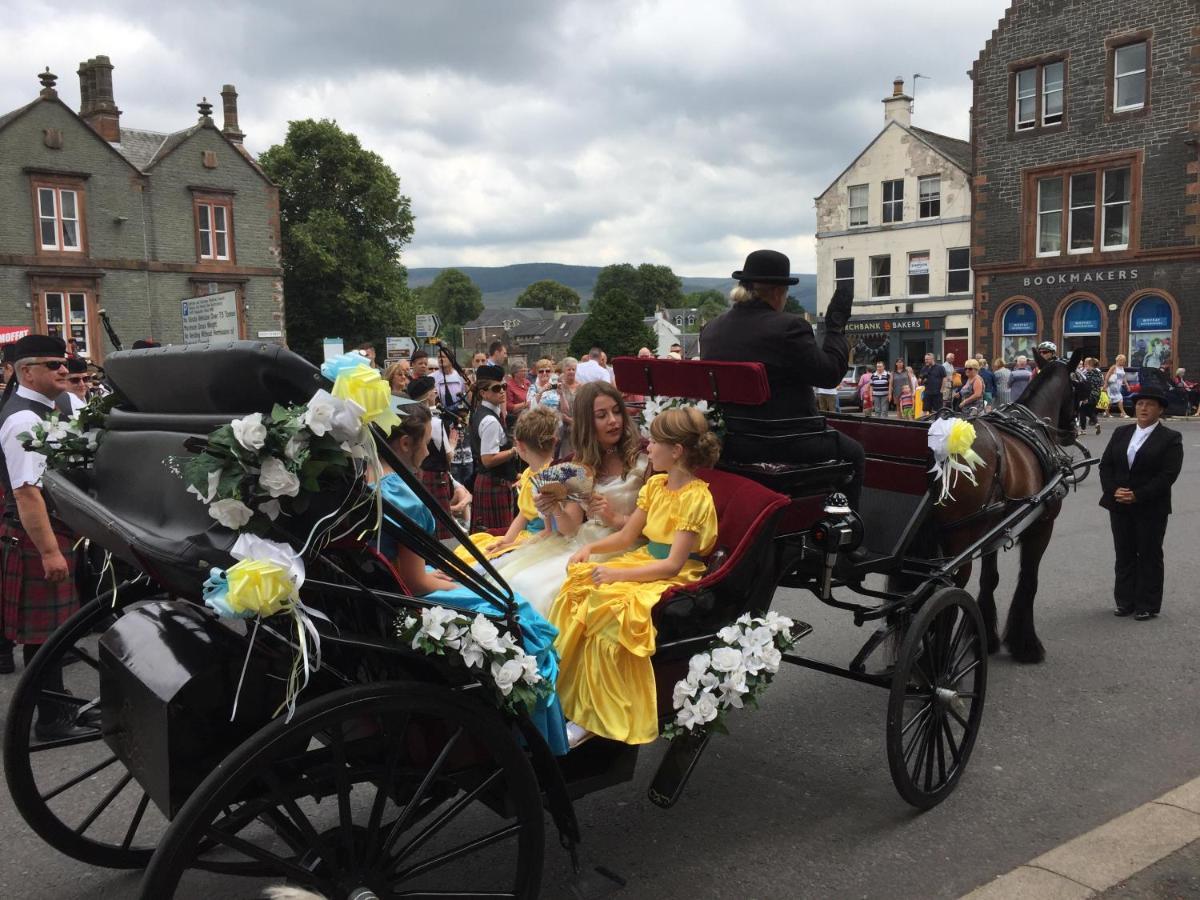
[910,126,972,174]
[112,126,169,170]
[511,313,587,342]
[464,308,544,329]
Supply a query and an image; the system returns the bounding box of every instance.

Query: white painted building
[815,78,974,367]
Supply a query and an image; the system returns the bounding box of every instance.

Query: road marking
[960,774,1200,898]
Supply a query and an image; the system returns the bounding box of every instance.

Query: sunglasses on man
[67,375,90,385]
[22,360,67,370]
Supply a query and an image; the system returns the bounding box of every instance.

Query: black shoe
[34,705,95,742]
[1114,608,1135,617]
[1133,611,1157,621]
[0,646,13,674]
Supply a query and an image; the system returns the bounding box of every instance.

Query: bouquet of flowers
[19,393,116,472]
[640,396,725,440]
[531,462,593,503]
[663,612,798,740]
[395,607,549,717]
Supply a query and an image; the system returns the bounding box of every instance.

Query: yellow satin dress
[454,465,547,563]
[549,474,718,745]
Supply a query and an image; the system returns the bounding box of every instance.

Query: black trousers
[1077,401,1098,429]
[1109,510,1168,614]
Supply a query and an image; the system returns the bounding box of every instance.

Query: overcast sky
[2,0,1009,276]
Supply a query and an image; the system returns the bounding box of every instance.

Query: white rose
[762,611,793,634]
[719,669,748,709]
[717,625,742,645]
[187,469,221,504]
[470,615,504,652]
[284,433,310,461]
[700,671,719,691]
[231,413,268,452]
[329,398,366,444]
[83,429,101,450]
[258,457,301,498]
[459,636,486,669]
[742,646,766,675]
[672,677,697,709]
[491,658,526,696]
[303,391,337,437]
[45,421,69,446]
[259,498,281,521]
[693,691,719,723]
[419,606,459,642]
[518,653,541,684]
[208,498,254,529]
[760,645,782,673]
[687,652,711,680]
[738,625,773,652]
[710,646,744,673]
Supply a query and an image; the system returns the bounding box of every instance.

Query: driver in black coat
[700,249,864,508]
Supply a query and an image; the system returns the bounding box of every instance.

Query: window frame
[1105,32,1152,121]
[947,248,971,294]
[1101,167,1132,252]
[869,255,891,298]
[1007,53,1069,136]
[1024,153,1140,262]
[847,184,869,228]
[1067,172,1096,255]
[1036,176,1064,258]
[30,177,87,256]
[882,179,904,224]
[918,176,941,219]
[31,279,101,361]
[1112,41,1148,113]
[192,192,236,264]
[907,251,930,297]
[834,258,854,296]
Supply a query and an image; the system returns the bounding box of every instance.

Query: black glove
[824,285,853,332]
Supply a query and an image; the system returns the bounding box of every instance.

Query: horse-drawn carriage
[3,343,1091,898]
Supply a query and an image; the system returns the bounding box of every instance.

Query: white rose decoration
[259,498,281,521]
[258,457,301,498]
[673,678,698,709]
[187,469,221,504]
[459,636,485,669]
[470,615,504,653]
[303,391,336,436]
[329,398,366,444]
[760,645,782,673]
[710,646,744,673]
[230,413,268,452]
[687,652,711,680]
[419,606,459,642]
[284,433,309,461]
[208,498,254,530]
[490,658,525,696]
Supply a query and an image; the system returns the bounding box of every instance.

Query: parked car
[1119,367,1191,417]
[836,364,872,411]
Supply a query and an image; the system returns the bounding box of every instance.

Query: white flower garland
[639,395,725,439]
[664,612,797,739]
[395,606,548,717]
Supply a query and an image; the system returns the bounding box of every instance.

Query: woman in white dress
[489,381,648,615]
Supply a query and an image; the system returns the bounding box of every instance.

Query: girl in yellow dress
[456,405,561,562]
[550,407,720,746]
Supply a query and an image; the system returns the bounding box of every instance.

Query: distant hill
[408,264,817,313]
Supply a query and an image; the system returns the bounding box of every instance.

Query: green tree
[259,119,416,360]
[636,263,685,315]
[784,295,805,315]
[591,264,641,307]
[569,289,655,359]
[516,279,581,312]
[422,268,484,328]
[686,289,728,328]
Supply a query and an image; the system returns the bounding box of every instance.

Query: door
[903,338,930,369]
[943,337,968,364]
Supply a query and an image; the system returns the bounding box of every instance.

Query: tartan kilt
[470,472,515,532]
[418,468,455,540]
[1,520,78,644]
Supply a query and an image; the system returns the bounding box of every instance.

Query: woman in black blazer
[1098,385,1184,620]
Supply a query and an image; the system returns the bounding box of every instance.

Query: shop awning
[0,327,30,344]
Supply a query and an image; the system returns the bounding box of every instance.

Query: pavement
[1,414,1199,899]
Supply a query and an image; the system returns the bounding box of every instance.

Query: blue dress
[377,472,569,756]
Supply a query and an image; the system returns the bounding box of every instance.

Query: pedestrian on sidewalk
[1099,383,1183,621]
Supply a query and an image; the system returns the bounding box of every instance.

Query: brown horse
[931,349,1085,663]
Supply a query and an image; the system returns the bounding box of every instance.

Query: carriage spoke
[901,702,933,738]
[945,634,978,683]
[29,730,102,752]
[946,704,971,732]
[120,792,151,851]
[948,657,981,687]
[74,771,132,835]
[393,821,522,883]
[922,711,937,792]
[41,753,119,801]
[388,769,505,874]
[393,891,516,899]
[942,614,970,678]
[378,727,463,862]
[940,715,963,767]
[63,646,100,672]
[204,823,332,887]
[904,712,933,769]
[366,715,412,867]
[259,769,336,865]
[329,727,358,868]
[933,711,948,787]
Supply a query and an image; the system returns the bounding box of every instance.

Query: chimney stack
[220,84,244,143]
[77,55,121,142]
[882,75,912,127]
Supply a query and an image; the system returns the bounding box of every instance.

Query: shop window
[194,197,233,262]
[34,183,83,252]
[1001,302,1039,363]
[44,291,90,356]
[1061,298,1102,354]
[1112,42,1148,113]
[848,184,868,227]
[870,255,891,297]
[1029,159,1135,259]
[1011,57,1067,133]
[907,252,929,296]
[882,180,903,224]
[1128,295,1172,367]
[947,248,971,293]
[834,258,854,295]
[918,176,940,219]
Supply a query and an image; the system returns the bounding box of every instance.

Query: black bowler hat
[406,375,436,400]
[66,356,88,374]
[732,249,799,286]
[10,333,66,360]
[475,364,505,384]
[1133,385,1169,408]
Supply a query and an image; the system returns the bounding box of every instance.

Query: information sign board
[181,291,239,344]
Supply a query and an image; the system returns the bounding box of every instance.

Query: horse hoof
[986,634,1001,655]
[1006,640,1045,664]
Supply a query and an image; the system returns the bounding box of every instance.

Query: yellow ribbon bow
[332,365,401,433]
[226,558,297,618]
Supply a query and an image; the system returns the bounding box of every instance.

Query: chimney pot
[220,84,244,143]
[38,67,58,99]
[893,76,904,97]
[78,54,121,142]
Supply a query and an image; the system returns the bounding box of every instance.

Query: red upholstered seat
[610,357,770,405]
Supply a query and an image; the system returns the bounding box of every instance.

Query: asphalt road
[2,416,1198,900]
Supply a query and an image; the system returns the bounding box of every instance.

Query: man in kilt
[0,334,85,738]
[408,375,471,538]
[469,364,519,531]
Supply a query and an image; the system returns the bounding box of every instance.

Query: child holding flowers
[550,407,720,746]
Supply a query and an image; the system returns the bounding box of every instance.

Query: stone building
[815,78,974,367]
[0,57,283,359]
[971,1,1199,370]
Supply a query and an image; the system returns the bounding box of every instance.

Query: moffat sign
[1023,268,1138,287]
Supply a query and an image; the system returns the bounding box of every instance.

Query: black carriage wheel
[3,593,166,868]
[140,681,544,900]
[1062,439,1092,486]
[886,587,987,810]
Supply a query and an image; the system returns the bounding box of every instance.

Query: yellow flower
[226,558,296,618]
[945,419,977,458]
[332,366,400,432]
